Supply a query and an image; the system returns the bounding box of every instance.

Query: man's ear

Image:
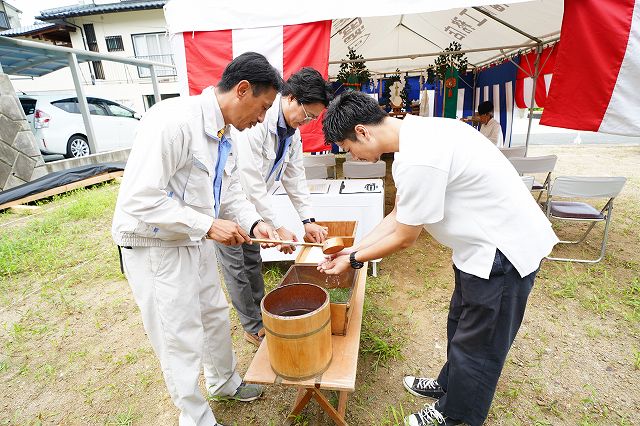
[354,124,368,140]
[236,80,251,99]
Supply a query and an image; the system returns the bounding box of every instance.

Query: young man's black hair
[282,67,333,107]
[478,100,494,116]
[322,91,387,144]
[218,52,283,95]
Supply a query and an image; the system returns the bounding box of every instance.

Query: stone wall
[0,73,46,191]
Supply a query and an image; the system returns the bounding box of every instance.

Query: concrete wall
[10,9,181,113]
[0,73,46,191]
[43,148,129,174]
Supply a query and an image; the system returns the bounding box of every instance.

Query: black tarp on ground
[0,163,125,207]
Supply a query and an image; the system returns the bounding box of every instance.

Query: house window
[0,12,9,30]
[144,93,179,110]
[82,23,105,80]
[131,32,175,78]
[105,35,124,52]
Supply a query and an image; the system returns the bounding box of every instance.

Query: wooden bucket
[261,284,332,380]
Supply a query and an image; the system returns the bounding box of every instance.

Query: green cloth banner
[443,67,459,119]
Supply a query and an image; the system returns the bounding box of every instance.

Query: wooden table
[244,265,367,425]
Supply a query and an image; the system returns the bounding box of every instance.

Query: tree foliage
[336,47,371,85]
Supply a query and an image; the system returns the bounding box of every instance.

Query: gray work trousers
[215,242,265,335]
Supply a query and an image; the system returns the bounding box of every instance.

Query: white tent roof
[164,0,563,76]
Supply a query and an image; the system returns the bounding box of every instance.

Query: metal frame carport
[0,35,174,155]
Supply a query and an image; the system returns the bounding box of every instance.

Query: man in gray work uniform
[217,67,333,346]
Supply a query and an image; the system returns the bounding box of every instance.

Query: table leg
[287,388,314,423]
[338,391,348,416]
[311,387,347,426]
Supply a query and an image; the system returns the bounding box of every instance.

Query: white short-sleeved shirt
[479,117,504,147]
[393,115,558,279]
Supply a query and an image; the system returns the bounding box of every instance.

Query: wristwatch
[302,218,316,225]
[349,251,364,269]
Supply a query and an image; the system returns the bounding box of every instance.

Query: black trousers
[436,249,537,426]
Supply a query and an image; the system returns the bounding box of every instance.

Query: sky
[10,0,114,26]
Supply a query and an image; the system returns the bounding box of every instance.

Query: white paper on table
[273,182,330,195]
[339,180,382,194]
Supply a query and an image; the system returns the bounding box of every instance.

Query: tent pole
[329,41,553,66]
[149,65,161,104]
[524,44,542,156]
[68,52,97,155]
[472,6,542,43]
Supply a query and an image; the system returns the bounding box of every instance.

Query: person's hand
[322,246,355,262]
[276,227,297,254]
[252,222,283,250]
[207,219,250,246]
[317,254,350,275]
[304,223,329,243]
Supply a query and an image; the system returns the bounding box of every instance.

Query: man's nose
[256,111,266,123]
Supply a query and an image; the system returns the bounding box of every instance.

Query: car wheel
[66,135,91,158]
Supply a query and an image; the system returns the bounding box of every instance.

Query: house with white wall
[7,0,179,113]
[0,0,21,31]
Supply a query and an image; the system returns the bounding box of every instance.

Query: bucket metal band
[264,316,331,340]
[271,354,333,381]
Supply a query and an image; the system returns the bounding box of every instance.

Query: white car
[19,94,141,158]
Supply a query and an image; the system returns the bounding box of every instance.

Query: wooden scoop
[251,236,345,255]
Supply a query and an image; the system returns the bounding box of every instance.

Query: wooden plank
[244,264,367,392]
[0,171,123,210]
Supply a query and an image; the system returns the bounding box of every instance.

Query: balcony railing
[135,54,176,78]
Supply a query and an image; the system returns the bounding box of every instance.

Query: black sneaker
[403,376,445,399]
[404,403,463,426]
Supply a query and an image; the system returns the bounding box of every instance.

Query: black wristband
[302,218,316,225]
[349,251,364,269]
[249,219,263,237]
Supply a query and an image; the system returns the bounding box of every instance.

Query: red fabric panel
[541,0,635,130]
[183,30,233,95]
[283,20,331,79]
[284,20,331,152]
[514,44,558,108]
[299,110,328,153]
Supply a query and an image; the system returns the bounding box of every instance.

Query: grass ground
[0,144,638,425]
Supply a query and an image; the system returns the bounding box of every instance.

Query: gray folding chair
[343,152,386,179]
[303,153,336,179]
[545,176,626,263]
[498,146,526,159]
[509,155,558,203]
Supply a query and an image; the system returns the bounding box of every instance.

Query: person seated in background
[476,101,504,147]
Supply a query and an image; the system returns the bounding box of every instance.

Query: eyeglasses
[300,102,318,123]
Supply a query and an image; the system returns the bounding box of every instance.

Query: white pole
[149,66,161,104]
[524,45,542,156]
[68,52,97,154]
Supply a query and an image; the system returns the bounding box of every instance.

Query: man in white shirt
[112,52,283,426]
[217,67,333,346]
[477,100,504,147]
[318,91,558,426]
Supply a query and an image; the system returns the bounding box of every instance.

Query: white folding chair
[545,176,626,263]
[509,155,558,203]
[303,153,336,179]
[521,175,534,190]
[342,152,386,179]
[303,165,329,180]
[498,146,526,159]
